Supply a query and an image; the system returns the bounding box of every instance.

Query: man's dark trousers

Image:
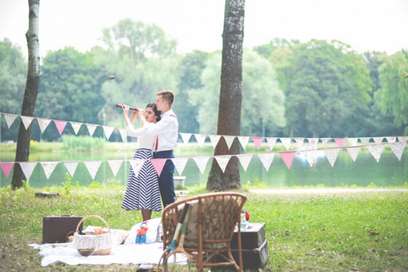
[153,150,176,207]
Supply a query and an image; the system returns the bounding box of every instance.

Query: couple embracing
[120,90,178,221]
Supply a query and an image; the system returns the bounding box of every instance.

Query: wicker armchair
[161,192,247,271]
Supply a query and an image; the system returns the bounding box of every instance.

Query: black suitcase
[231,223,269,269]
[42,216,83,243]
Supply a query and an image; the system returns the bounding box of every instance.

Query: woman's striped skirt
[122,148,162,211]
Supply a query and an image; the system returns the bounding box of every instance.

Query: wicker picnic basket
[72,215,112,256]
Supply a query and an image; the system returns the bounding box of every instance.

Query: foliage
[62,135,106,153]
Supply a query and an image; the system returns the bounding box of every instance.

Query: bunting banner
[21,116,34,130]
[107,160,123,176]
[129,159,144,177]
[237,154,252,171]
[151,158,167,176]
[252,136,263,148]
[238,136,250,150]
[223,135,235,149]
[280,138,292,149]
[266,137,277,150]
[180,133,192,144]
[4,113,17,128]
[41,161,59,179]
[54,120,67,135]
[281,151,295,169]
[103,126,115,140]
[172,157,189,175]
[64,162,79,176]
[335,138,346,147]
[390,142,406,161]
[119,129,127,142]
[325,148,340,167]
[347,137,359,146]
[86,124,98,136]
[346,146,360,162]
[257,153,274,171]
[0,162,14,177]
[367,144,384,163]
[37,118,51,133]
[214,155,230,173]
[301,150,317,167]
[70,122,82,135]
[194,134,206,145]
[20,162,37,180]
[209,135,221,149]
[373,137,383,144]
[193,156,209,174]
[84,161,102,179]
[386,137,396,143]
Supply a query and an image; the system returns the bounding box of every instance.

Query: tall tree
[207,0,245,191]
[12,0,40,189]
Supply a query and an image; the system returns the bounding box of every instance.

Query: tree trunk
[207,0,245,191]
[11,0,40,189]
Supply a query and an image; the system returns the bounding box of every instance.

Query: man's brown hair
[156,90,175,106]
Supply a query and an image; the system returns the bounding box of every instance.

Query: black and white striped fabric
[122,148,162,212]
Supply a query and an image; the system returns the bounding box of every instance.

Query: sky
[0,0,407,57]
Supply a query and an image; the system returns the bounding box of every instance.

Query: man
[150,90,179,207]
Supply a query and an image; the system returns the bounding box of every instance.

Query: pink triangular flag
[223,135,235,149]
[172,157,189,175]
[151,158,167,176]
[86,124,97,136]
[64,162,78,176]
[84,161,102,179]
[21,116,34,130]
[252,136,263,148]
[193,134,207,145]
[266,137,277,150]
[214,155,231,173]
[180,133,192,143]
[129,159,144,177]
[70,122,82,135]
[346,147,360,162]
[193,156,209,174]
[107,160,123,176]
[335,138,346,147]
[103,126,114,140]
[37,118,51,132]
[325,148,340,167]
[4,113,17,128]
[238,136,250,149]
[389,142,406,161]
[0,162,14,177]
[237,154,253,171]
[367,144,384,163]
[41,161,59,179]
[53,120,66,135]
[209,135,221,149]
[19,162,37,180]
[281,152,295,169]
[258,153,275,171]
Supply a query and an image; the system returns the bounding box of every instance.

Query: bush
[62,135,106,152]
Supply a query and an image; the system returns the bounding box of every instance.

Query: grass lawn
[0,185,407,271]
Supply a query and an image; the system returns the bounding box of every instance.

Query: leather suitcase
[231,223,269,269]
[42,216,83,243]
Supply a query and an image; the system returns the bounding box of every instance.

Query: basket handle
[75,215,110,233]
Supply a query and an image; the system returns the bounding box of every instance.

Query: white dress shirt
[126,109,179,151]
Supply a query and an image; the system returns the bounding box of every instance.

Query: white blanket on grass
[30,242,187,267]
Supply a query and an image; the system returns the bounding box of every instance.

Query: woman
[120,103,162,221]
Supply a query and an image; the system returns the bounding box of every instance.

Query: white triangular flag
[84,161,102,179]
[119,129,127,142]
[193,134,206,145]
[280,138,292,149]
[129,159,144,177]
[372,137,383,144]
[303,151,317,167]
[4,113,17,128]
[172,157,189,175]
[107,160,123,176]
[293,138,304,148]
[346,147,360,162]
[359,137,370,145]
[367,144,384,163]
[37,118,51,133]
[19,162,37,180]
[209,135,221,148]
[266,137,277,150]
[41,161,59,179]
[257,153,275,171]
[64,162,78,176]
[193,156,209,174]
[237,136,250,149]
[237,154,252,171]
[389,142,406,161]
[21,116,34,130]
[87,124,97,136]
[180,133,192,143]
[214,155,231,173]
[398,136,408,143]
[70,122,82,135]
[325,148,340,167]
[347,138,358,147]
[223,136,236,149]
[386,137,396,143]
[103,126,114,140]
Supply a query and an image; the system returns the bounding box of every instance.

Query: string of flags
[0,141,406,180]
[1,112,407,152]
